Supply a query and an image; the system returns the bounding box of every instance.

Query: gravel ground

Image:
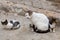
[0,13,60,40]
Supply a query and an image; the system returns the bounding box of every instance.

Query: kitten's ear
[27,10,32,14]
[5,19,7,21]
[1,19,8,25]
[26,10,33,16]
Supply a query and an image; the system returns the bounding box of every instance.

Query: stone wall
[0,0,60,25]
[5,0,60,13]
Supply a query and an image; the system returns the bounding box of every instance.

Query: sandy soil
[0,13,60,40]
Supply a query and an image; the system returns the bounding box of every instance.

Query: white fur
[50,23,56,28]
[6,22,13,29]
[25,12,49,31]
[50,23,56,32]
[4,20,20,29]
[25,13,31,19]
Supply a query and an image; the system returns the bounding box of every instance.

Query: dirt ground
[0,13,60,40]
